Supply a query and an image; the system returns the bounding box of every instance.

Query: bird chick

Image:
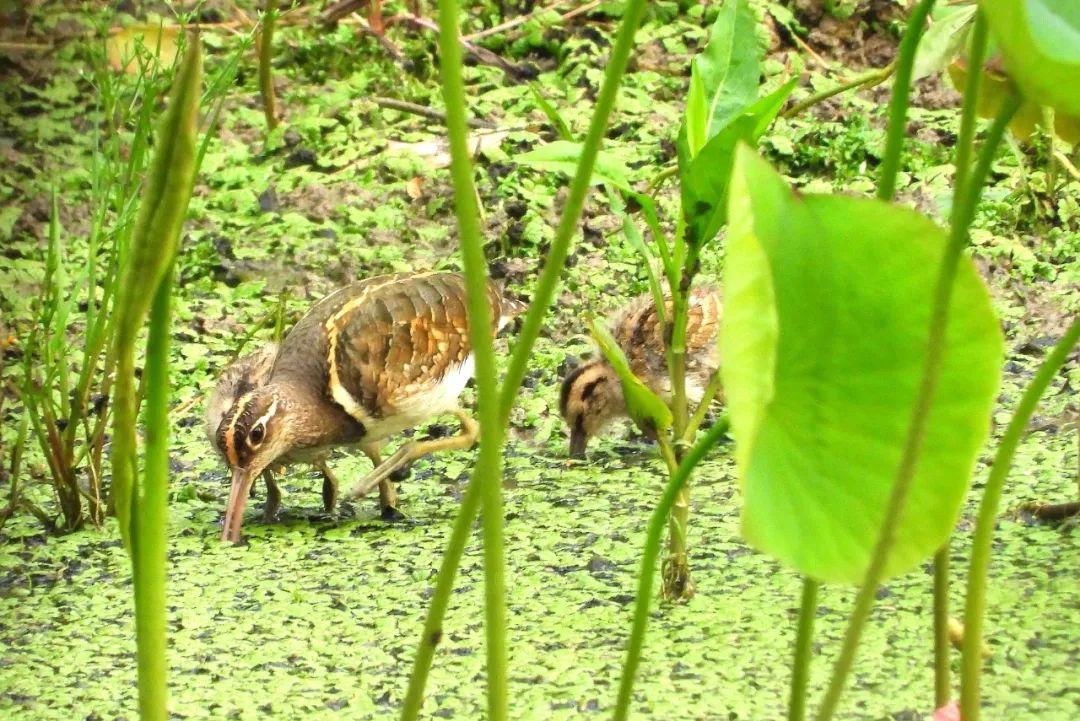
[209,271,522,542]
[560,286,722,457]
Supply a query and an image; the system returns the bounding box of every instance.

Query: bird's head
[559,359,626,458]
[215,385,294,543]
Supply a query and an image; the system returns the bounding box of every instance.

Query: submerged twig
[464,0,603,42]
[394,14,533,78]
[373,96,496,129]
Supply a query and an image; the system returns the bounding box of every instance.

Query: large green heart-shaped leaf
[980,0,1080,116]
[722,146,1002,584]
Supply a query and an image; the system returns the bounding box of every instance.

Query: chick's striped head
[559,359,625,458]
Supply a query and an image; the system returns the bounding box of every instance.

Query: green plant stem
[950,13,989,215]
[656,433,679,476]
[613,418,729,721]
[433,0,508,718]
[400,476,483,719]
[684,371,722,443]
[258,0,279,132]
[1043,107,1057,196]
[668,286,691,452]
[400,5,647,716]
[131,274,172,721]
[876,0,936,201]
[646,163,678,192]
[783,63,895,121]
[932,546,950,707]
[815,71,1021,721]
[961,315,1080,721]
[497,0,649,425]
[789,577,820,721]
[661,232,695,599]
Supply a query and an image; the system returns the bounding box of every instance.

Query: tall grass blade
[400,0,649,716]
[109,35,202,721]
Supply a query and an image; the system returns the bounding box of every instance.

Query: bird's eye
[249,424,265,446]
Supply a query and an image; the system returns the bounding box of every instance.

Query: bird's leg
[349,409,479,500]
[317,459,341,515]
[359,443,401,519]
[262,470,282,522]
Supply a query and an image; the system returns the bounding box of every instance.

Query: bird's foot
[380,505,406,522]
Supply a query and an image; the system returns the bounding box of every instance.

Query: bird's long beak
[569,428,588,459]
[222,467,256,543]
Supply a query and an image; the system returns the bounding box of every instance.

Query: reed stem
[932,546,951,707]
[400,3,648,715]
[613,418,730,721]
[789,578,820,721]
[960,316,1080,721]
[876,0,937,201]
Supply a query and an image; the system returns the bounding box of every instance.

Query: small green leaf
[680,79,796,248]
[681,0,761,160]
[528,83,574,142]
[912,5,977,82]
[590,320,673,436]
[722,146,1002,584]
[980,0,1080,116]
[514,140,633,192]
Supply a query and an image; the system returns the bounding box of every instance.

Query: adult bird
[208,271,522,542]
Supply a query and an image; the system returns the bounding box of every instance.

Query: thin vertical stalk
[876,0,936,201]
[932,546,950,707]
[131,274,173,721]
[684,371,722,442]
[432,0,508,718]
[950,13,989,215]
[661,219,695,599]
[933,22,987,698]
[400,4,648,717]
[961,316,1080,721]
[258,0,279,131]
[613,418,729,721]
[399,477,484,719]
[815,79,1021,721]
[789,578,820,721]
[110,38,201,721]
[496,0,650,425]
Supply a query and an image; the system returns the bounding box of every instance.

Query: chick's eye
[249,424,265,446]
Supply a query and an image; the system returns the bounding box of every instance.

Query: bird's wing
[323,273,507,422]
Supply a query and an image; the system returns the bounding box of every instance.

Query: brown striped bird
[207,271,522,543]
[559,286,722,457]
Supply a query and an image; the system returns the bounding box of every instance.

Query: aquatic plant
[110,35,202,721]
[508,0,1079,718]
[11,41,176,532]
[610,2,1080,720]
[398,0,649,718]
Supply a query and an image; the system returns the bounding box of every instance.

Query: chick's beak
[222,467,256,543]
[569,427,588,459]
